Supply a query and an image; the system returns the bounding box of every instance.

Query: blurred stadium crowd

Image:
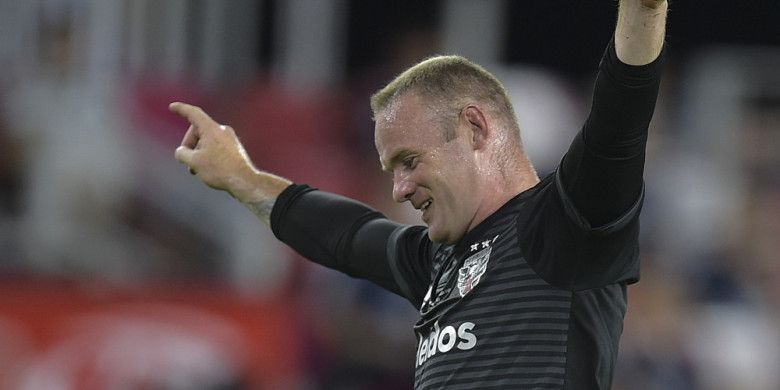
[0,0,778,389]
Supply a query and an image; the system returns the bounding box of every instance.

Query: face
[375,94,480,244]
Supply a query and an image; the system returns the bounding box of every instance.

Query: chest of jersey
[413,222,573,389]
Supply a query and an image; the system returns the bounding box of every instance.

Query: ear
[462,105,489,150]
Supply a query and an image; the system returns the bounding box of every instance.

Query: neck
[511,161,541,195]
[467,162,539,233]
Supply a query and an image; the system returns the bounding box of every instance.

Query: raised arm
[615,0,668,65]
[170,102,292,226]
[557,0,668,229]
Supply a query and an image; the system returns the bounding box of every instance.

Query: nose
[392,176,416,203]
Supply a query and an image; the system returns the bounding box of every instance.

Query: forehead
[374,94,443,168]
[376,92,428,130]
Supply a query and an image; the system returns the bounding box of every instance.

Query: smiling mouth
[420,200,433,224]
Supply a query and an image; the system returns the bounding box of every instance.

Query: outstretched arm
[615,0,668,65]
[170,102,292,226]
[169,102,430,303]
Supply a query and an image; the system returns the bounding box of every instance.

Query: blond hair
[370,55,520,141]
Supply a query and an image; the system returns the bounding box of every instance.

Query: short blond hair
[370,55,520,141]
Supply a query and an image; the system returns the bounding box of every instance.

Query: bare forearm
[615,0,668,65]
[231,170,292,227]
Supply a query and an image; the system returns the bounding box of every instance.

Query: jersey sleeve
[270,184,434,306]
[531,38,663,290]
[558,36,663,228]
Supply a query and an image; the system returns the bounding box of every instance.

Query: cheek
[434,177,471,222]
[429,146,476,200]
[444,167,475,196]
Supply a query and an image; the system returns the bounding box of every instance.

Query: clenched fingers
[174,145,196,167]
[181,125,200,149]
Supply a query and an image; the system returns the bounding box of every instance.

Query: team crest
[457,246,491,297]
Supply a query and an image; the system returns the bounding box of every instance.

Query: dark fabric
[271,184,404,295]
[270,36,664,389]
[558,39,663,228]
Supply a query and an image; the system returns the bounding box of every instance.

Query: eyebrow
[382,150,416,173]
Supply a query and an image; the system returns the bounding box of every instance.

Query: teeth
[421,200,432,210]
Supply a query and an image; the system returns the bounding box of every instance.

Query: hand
[170,102,257,195]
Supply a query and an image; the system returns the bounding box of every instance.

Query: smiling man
[172,1,668,388]
[372,58,540,245]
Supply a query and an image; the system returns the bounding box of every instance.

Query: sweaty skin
[375,93,537,245]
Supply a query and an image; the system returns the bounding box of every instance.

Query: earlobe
[462,105,489,150]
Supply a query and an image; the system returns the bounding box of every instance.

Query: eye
[403,156,419,170]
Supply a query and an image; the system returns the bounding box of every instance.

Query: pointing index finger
[169,102,216,129]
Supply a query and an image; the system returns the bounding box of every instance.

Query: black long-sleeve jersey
[271,38,663,389]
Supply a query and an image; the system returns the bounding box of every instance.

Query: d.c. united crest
[457,246,491,296]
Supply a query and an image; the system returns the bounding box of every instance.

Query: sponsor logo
[415,321,477,367]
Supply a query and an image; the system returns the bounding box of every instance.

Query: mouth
[420,199,432,222]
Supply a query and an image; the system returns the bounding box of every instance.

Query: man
[171,0,668,388]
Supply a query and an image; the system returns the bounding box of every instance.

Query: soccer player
[171,0,668,388]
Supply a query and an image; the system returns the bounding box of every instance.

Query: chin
[426,227,459,245]
[426,226,446,243]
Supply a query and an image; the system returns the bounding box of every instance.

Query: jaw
[426,228,453,245]
[420,185,479,245]
[425,212,469,245]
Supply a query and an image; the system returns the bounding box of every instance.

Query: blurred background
[0,0,778,389]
